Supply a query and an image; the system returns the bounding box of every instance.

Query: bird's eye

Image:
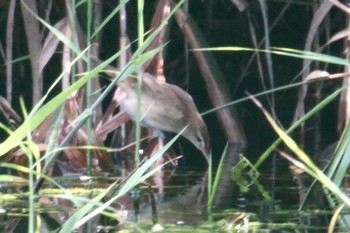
[196,136,203,144]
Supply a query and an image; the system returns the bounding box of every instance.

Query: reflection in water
[0,143,348,232]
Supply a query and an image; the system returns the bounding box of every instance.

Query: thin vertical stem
[85,0,93,176]
[20,0,43,106]
[6,0,16,105]
[258,0,275,117]
[119,0,128,149]
[184,0,189,92]
[135,0,145,165]
[65,0,78,84]
[20,99,35,233]
[138,0,144,46]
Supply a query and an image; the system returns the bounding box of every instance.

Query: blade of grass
[19,97,37,233]
[34,48,159,191]
[207,143,228,219]
[21,0,81,58]
[250,95,350,207]
[326,122,350,185]
[90,0,129,40]
[254,82,350,168]
[0,47,89,156]
[60,127,186,232]
[196,46,350,66]
[328,204,345,233]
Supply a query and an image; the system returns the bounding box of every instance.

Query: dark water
[0,144,348,232]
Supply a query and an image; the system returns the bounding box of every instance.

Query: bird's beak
[201,148,211,163]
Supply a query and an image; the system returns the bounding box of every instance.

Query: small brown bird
[118,73,210,160]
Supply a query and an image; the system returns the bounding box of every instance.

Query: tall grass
[2,0,350,232]
[0,0,189,231]
[199,43,350,230]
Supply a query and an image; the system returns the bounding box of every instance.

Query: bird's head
[183,114,211,161]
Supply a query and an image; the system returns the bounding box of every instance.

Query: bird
[117,72,210,161]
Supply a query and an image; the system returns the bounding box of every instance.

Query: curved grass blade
[250,95,350,207]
